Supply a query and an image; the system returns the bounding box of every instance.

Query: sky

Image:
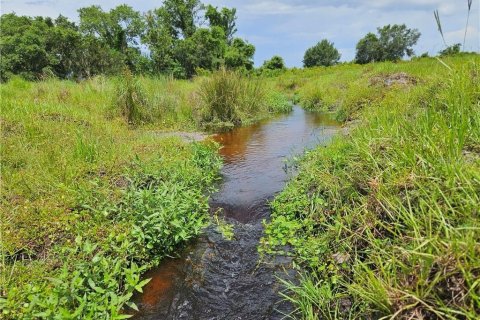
[1,0,479,67]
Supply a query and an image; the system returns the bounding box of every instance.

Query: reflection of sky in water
[212,107,340,221]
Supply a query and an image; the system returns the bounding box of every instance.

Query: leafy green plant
[213,213,235,241]
[266,91,292,113]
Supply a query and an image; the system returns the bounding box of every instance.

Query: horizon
[1,0,479,67]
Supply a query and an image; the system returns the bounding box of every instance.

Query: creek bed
[134,107,340,319]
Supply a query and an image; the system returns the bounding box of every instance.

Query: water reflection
[211,107,339,222]
[134,107,340,319]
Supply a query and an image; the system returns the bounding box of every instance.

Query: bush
[266,91,292,113]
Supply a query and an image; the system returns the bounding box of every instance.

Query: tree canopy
[355,24,421,64]
[0,0,255,81]
[262,56,286,70]
[303,40,341,68]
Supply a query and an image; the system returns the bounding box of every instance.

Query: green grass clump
[114,69,150,125]
[266,90,293,113]
[261,55,480,319]
[0,75,222,318]
[197,68,282,130]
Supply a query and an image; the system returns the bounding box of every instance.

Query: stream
[134,106,340,319]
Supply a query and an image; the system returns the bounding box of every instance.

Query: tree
[205,5,237,43]
[439,43,461,56]
[303,40,341,67]
[224,38,255,71]
[154,0,203,39]
[377,24,420,61]
[262,56,286,70]
[144,1,251,77]
[0,14,53,80]
[355,33,382,64]
[78,5,145,70]
[174,27,226,77]
[355,24,421,64]
[0,2,253,80]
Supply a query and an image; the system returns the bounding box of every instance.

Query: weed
[213,212,235,241]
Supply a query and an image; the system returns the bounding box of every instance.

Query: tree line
[0,0,255,81]
[1,0,471,82]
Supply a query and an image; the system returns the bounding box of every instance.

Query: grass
[0,75,225,318]
[0,67,292,318]
[261,55,480,319]
[197,68,292,130]
[3,53,477,319]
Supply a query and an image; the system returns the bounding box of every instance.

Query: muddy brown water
[134,107,340,320]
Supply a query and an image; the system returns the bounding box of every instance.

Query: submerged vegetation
[261,55,480,319]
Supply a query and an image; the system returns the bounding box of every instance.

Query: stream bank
[135,107,340,319]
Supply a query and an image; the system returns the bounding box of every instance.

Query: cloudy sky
[1,0,479,67]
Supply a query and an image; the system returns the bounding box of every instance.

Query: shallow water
[134,107,340,319]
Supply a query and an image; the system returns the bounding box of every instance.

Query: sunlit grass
[261,55,480,319]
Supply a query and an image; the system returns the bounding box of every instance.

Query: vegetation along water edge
[261,55,480,319]
[1,0,478,317]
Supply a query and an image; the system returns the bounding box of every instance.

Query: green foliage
[261,56,480,319]
[205,5,237,43]
[114,69,149,125]
[1,1,255,81]
[0,76,223,318]
[266,91,292,113]
[440,43,462,56]
[262,56,286,70]
[0,12,131,82]
[213,214,235,241]
[197,68,268,130]
[143,0,254,78]
[303,39,341,68]
[224,38,255,71]
[78,5,145,71]
[355,24,421,64]
[154,0,203,39]
[354,32,382,64]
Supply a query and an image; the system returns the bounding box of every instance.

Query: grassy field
[261,55,480,319]
[0,71,290,318]
[1,55,478,319]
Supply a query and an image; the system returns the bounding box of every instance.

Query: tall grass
[0,76,222,318]
[197,68,267,130]
[115,69,149,125]
[261,55,480,319]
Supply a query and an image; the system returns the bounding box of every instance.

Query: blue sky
[1,0,479,67]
